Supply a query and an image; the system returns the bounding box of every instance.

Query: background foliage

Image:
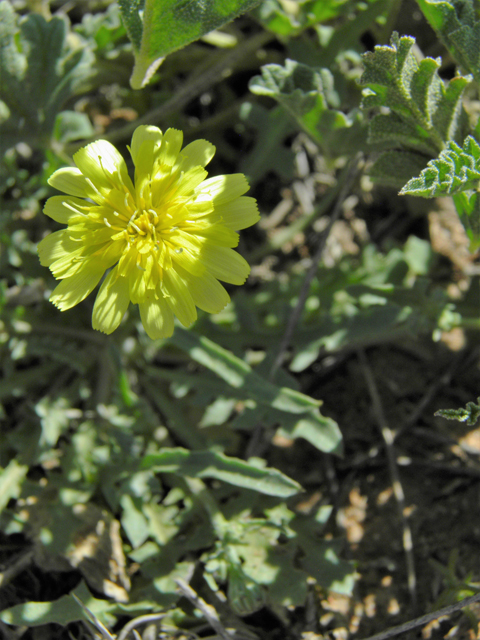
[2,0,480,639]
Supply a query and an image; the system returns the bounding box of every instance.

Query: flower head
[38,126,259,339]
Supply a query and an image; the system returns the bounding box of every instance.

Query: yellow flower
[38,126,259,339]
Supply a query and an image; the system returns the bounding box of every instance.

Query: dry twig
[357,349,417,605]
[360,591,480,640]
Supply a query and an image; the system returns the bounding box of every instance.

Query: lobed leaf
[249,58,365,156]
[360,32,470,185]
[417,0,480,85]
[400,135,480,197]
[0,1,93,154]
[141,448,302,497]
[435,397,480,426]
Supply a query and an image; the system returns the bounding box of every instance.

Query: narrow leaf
[170,328,320,414]
[141,448,302,497]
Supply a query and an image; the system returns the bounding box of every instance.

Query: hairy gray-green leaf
[141,448,301,497]
[400,135,480,197]
[254,0,352,36]
[0,2,93,154]
[417,0,480,85]
[360,32,470,184]
[239,102,296,184]
[118,0,261,89]
[452,190,480,250]
[249,59,365,157]
[435,397,480,426]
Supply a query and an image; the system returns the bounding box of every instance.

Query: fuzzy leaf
[360,32,470,184]
[0,2,93,154]
[370,150,432,188]
[239,102,296,184]
[417,0,480,85]
[249,58,365,156]
[254,0,352,36]
[452,190,480,250]
[118,0,261,89]
[435,397,480,426]
[400,135,480,196]
[141,448,302,497]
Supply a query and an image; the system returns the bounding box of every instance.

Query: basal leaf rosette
[38,126,259,339]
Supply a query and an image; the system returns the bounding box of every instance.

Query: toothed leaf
[249,58,365,157]
[0,2,93,155]
[435,397,480,426]
[361,33,470,153]
[417,0,480,85]
[400,136,480,196]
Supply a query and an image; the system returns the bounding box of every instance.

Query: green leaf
[254,0,351,36]
[239,102,296,184]
[0,581,116,627]
[170,328,320,414]
[249,58,365,156]
[435,397,480,426]
[416,0,480,85]
[452,190,480,250]
[118,0,261,89]
[0,459,28,513]
[171,329,342,453]
[400,135,480,197]
[369,150,433,188]
[0,2,93,154]
[53,111,95,144]
[141,448,302,497]
[360,32,470,183]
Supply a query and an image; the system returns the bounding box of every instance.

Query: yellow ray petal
[130,125,162,166]
[48,167,98,200]
[38,230,81,267]
[92,269,130,334]
[162,268,197,327]
[74,140,134,194]
[139,293,174,339]
[175,264,230,314]
[196,174,249,204]
[180,139,215,170]
[214,196,260,230]
[50,266,105,311]
[201,245,250,285]
[43,196,90,224]
[193,224,239,248]
[157,128,183,167]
